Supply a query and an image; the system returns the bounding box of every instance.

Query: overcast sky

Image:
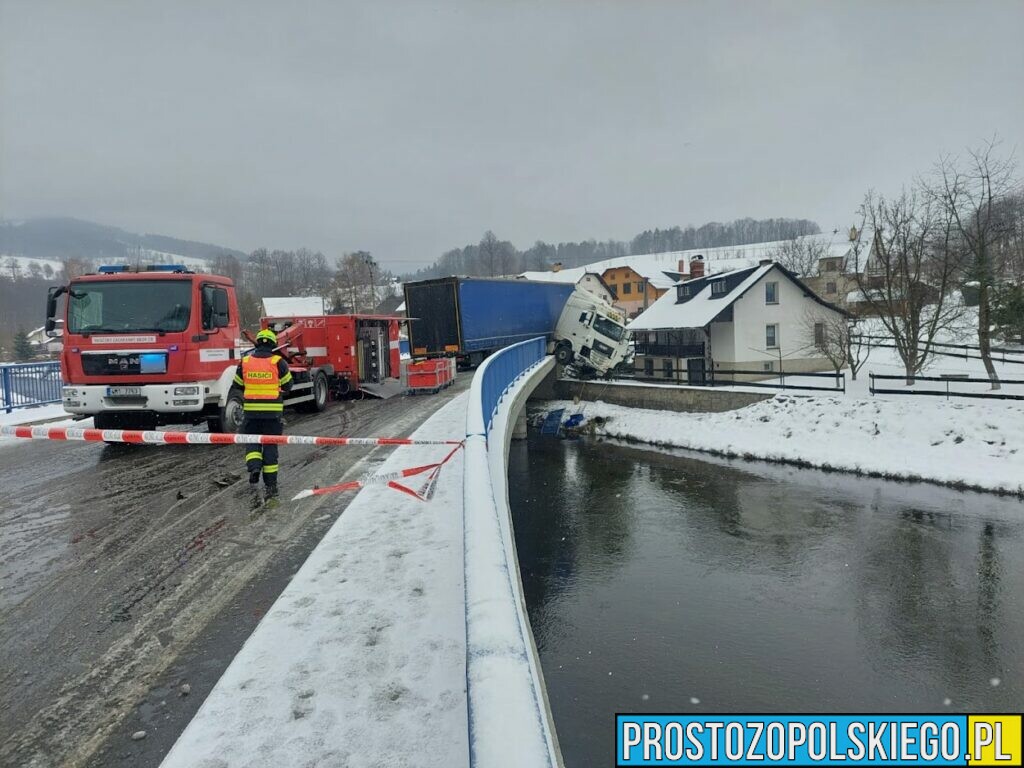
[2,0,1022,271]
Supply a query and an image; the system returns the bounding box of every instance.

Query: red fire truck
[45,264,401,432]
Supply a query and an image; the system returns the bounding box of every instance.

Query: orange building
[600,266,671,318]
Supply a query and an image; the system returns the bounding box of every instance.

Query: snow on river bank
[539,396,1024,496]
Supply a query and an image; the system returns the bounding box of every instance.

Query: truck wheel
[299,371,329,413]
[554,342,574,365]
[211,390,245,433]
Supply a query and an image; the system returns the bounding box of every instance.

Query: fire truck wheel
[210,390,245,433]
[299,371,329,413]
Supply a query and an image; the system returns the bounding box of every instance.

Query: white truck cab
[552,290,630,376]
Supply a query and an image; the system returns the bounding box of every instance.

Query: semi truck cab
[552,291,630,376]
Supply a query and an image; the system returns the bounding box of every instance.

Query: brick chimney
[689,255,705,279]
[551,262,562,273]
[678,257,687,275]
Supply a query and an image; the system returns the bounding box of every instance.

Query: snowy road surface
[0,378,469,768]
[161,393,471,768]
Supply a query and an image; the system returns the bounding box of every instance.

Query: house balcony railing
[633,343,705,358]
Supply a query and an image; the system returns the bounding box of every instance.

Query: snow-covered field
[0,254,63,279]
[538,395,1024,495]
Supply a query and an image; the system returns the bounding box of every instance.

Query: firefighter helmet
[255,328,278,347]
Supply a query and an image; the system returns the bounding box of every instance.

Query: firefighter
[233,328,292,497]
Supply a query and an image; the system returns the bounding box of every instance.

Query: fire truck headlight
[173,386,200,396]
[63,387,78,397]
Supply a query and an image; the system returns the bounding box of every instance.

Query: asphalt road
[0,378,469,768]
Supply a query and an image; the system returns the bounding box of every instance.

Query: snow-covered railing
[1,361,62,413]
[464,338,562,768]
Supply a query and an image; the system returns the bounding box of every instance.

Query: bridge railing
[464,337,561,768]
[473,337,547,436]
[1,361,63,413]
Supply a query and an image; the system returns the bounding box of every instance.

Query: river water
[507,433,1024,768]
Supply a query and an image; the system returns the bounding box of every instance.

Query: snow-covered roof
[262,296,326,316]
[630,264,774,330]
[519,234,861,291]
[519,268,587,284]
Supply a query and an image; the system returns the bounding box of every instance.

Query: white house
[25,323,63,357]
[517,269,617,306]
[629,260,849,383]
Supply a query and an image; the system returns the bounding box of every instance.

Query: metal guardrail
[633,367,846,393]
[710,368,846,393]
[853,335,1024,366]
[1,361,63,413]
[869,371,1024,401]
[476,337,547,432]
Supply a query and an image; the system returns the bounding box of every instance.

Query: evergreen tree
[13,328,34,360]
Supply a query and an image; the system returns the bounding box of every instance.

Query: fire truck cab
[46,265,402,432]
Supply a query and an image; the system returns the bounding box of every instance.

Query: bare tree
[770,236,831,277]
[332,251,377,312]
[801,308,847,374]
[4,257,20,281]
[800,308,870,381]
[479,231,500,276]
[850,188,964,383]
[929,140,1020,390]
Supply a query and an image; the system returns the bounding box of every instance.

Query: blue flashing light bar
[98,265,129,273]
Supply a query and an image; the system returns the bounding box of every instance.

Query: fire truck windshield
[67,280,193,334]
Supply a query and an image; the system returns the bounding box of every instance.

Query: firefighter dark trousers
[242,416,283,488]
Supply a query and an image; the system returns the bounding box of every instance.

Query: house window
[677,284,693,300]
[711,280,726,296]
[643,358,654,377]
[826,281,837,294]
[663,359,674,379]
[765,281,778,304]
[763,361,775,372]
[766,324,779,349]
[637,282,645,293]
[814,322,825,346]
[623,282,632,294]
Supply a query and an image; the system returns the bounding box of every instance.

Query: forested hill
[407,217,820,279]
[0,217,246,263]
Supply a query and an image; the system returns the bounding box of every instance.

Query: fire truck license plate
[106,386,142,397]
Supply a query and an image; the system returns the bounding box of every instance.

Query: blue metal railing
[1,361,63,413]
[477,337,547,433]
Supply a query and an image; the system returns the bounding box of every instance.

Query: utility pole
[363,253,376,313]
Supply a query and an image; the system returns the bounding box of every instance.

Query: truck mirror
[45,286,65,337]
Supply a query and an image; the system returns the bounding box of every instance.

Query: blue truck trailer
[404,277,575,366]
[403,276,631,375]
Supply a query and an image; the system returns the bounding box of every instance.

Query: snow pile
[0,404,77,428]
[161,396,471,768]
[542,396,1024,495]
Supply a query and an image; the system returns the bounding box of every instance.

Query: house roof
[630,261,849,330]
[262,296,326,316]
[519,234,863,293]
[518,269,617,295]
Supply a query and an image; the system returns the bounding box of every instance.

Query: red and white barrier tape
[0,424,461,447]
[292,441,464,502]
